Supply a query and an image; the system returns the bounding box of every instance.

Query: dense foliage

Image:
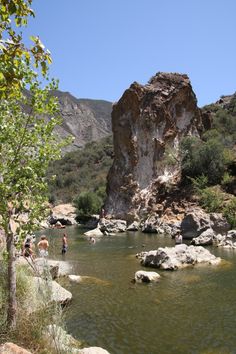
[180,94,236,226]
[0,0,67,330]
[74,191,103,220]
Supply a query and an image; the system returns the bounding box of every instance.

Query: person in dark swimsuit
[23,238,35,259]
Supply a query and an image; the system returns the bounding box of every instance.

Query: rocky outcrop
[84,227,104,238]
[191,228,215,246]
[127,221,140,231]
[34,259,73,278]
[180,208,211,239]
[48,203,77,226]
[105,72,208,220]
[44,325,110,354]
[137,244,221,270]
[27,277,72,313]
[217,230,236,248]
[44,325,82,354]
[99,219,127,233]
[180,209,230,239]
[210,213,231,234]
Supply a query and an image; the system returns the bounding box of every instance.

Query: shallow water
[41,226,236,354]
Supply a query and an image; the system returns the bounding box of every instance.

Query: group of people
[22,233,68,259]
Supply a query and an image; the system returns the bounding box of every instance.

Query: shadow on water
[40,226,236,354]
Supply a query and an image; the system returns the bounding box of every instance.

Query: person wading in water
[62,233,68,255]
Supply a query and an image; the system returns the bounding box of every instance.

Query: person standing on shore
[23,237,36,259]
[62,233,68,255]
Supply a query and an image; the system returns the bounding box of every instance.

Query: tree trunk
[6,230,17,328]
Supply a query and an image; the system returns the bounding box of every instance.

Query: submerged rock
[68,275,82,283]
[137,244,221,270]
[78,348,110,354]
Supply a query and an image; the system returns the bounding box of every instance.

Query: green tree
[180,135,228,185]
[0,0,52,98]
[0,0,67,328]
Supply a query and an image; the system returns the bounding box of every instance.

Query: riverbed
[41,226,236,354]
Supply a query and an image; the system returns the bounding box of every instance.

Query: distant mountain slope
[51,90,112,152]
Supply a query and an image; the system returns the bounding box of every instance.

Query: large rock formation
[105,72,208,220]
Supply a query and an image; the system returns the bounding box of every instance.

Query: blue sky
[25,0,236,106]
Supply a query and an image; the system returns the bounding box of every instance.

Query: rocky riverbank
[9,256,111,354]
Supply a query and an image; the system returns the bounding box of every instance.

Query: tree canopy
[0,0,69,328]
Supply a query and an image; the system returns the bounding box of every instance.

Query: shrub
[190,175,209,194]
[74,191,102,219]
[223,198,236,228]
[199,187,224,213]
[180,136,228,185]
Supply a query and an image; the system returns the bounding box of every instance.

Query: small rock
[134,270,160,283]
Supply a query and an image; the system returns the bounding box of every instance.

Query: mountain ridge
[50,90,113,152]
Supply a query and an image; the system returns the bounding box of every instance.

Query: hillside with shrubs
[47,135,113,206]
[179,93,236,226]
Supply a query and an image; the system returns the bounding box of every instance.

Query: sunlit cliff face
[105,72,207,220]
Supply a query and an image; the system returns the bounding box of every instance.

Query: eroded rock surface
[105,72,207,220]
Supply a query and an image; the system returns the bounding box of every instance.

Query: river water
[42,226,236,354]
